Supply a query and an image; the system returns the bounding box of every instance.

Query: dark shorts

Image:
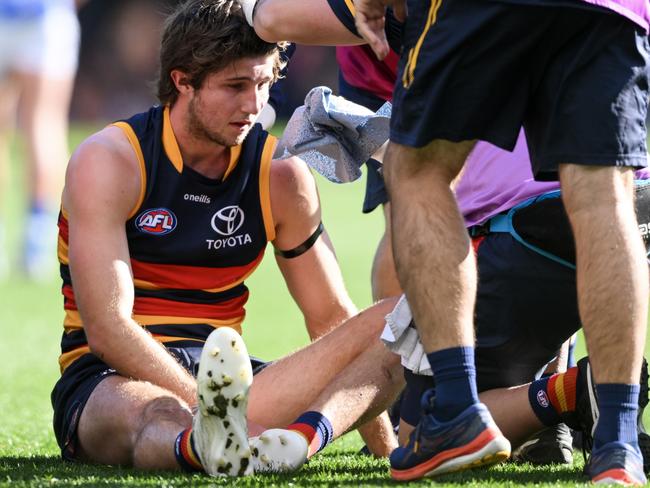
[338,73,390,213]
[51,342,268,461]
[400,232,580,426]
[391,0,650,179]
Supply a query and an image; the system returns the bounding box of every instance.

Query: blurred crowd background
[73,0,338,122]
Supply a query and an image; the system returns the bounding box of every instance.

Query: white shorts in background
[0,3,80,80]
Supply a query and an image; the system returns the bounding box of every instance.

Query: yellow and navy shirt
[57,105,277,372]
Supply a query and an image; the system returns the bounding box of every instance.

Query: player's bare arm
[269,155,357,339]
[245,0,363,45]
[63,127,197,407]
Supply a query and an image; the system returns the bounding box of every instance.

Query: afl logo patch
[211,205,245,236]
[135,208,177,235]
[536,390,549,408]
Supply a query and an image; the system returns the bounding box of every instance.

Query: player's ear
[170,69,193,95]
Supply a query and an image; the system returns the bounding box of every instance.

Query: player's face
[188,55,275,147]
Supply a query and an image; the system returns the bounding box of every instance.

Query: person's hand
[353,0,406,60]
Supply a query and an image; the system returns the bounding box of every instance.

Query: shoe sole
[593,468,646,486]
[193,327,254,476]
[249,428,309,473]
[391,427,511,481]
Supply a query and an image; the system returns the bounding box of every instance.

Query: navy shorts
[391,0,650,179]
[338,73,390,213]
[400,232,581,426]
[51,342,268,461]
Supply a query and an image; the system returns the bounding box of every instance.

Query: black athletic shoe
[513,423,574,465]
[574,357,650,474]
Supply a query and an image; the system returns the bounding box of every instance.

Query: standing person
[51,0,402,476]
[0,0,81,280]
[245,0,580,466]
[352,0,650,483]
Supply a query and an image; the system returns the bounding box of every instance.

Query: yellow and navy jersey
[57,105,277,372]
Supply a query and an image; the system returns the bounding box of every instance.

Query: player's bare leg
[77,328,256,476]
[357,413,399,457]
[371,203,402,302]
[302,336,403,442]
[77,377,193,469]
[560,164,647,483]
[247,298,401,426]
[245,299,403,469]
[356,202,403,457]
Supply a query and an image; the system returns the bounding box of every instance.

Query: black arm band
[275,222,324,259]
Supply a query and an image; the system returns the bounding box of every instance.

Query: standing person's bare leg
[560,165,648,457]
[385,140,477,356]
[384,140,510,480]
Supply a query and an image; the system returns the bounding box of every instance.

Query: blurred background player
[0,0,81,281]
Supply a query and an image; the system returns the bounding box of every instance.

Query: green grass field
[0,125,640,487]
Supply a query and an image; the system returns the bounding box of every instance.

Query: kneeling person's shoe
[585,442,647,486]
[390,393,511,481]
[193,327,254,476]
[512,423,574,465]
[250,429,308,473]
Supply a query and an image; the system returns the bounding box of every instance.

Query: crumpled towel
[274,86,391,183]
[380,294,433,375]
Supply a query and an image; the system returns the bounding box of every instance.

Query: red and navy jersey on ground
[57,105,277,372]
[327,0,402,103]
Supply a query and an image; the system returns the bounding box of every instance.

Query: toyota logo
[211,206,245,236]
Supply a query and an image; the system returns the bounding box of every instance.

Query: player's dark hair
[156,0,285,105]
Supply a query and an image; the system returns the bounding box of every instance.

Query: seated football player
[50,0,403,476]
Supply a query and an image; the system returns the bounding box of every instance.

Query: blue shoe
[585,442,647,486]
[390,392,510,481]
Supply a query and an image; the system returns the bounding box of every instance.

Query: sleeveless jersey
[57,105,277,372]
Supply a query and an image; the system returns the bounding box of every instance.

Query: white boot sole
[193,327,253,476]
[250,428,309,473]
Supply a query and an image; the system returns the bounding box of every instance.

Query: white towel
[380,294,433,375]
[275,86,391,183]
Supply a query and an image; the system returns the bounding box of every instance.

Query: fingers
[353,0,390,60]
[355,12,390,60]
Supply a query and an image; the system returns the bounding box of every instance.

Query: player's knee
[379,347,404,388]
[132,396,191,469]
[138,395,191,428]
